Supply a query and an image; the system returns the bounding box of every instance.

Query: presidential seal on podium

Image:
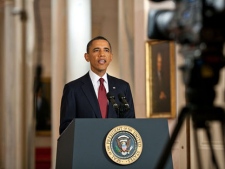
[105,125,143,165]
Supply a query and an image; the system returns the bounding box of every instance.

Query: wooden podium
[56,119,173,169]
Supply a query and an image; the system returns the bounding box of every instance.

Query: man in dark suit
[36,84,51,131]
[59,36,135,134]
[153,52,171,113]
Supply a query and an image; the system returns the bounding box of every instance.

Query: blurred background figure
[36,84,51,131]
[153,52,171,113]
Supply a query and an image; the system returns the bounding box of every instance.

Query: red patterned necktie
[98,78,108,118]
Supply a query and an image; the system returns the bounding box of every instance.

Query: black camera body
[148,0,225,44]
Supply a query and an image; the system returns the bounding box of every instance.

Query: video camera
[148,0,225,44]
[148,0,225,106]
[148,2,225,168]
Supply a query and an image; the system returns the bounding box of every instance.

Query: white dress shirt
[89,70,109,97]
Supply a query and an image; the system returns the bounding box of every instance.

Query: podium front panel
[56,119,173,169]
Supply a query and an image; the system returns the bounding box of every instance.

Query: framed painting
[146,40,176,118]
[35,77,51,136]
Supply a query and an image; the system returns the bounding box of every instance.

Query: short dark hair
[86,36,112,53]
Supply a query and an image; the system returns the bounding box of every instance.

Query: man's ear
[110,53,113,62]
[84,53,89,62]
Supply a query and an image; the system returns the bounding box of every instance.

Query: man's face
[84,39,113,76]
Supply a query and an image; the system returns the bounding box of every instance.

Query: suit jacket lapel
[81,73,102,118]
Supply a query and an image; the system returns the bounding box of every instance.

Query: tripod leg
[214,107,225,168]
[205,125,220,169]
[155,107,190,169]
[192,127,203,169]
[220,120,225,167]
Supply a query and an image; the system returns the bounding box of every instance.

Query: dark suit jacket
[152,70,171,112]
[59,72,135,134]
[36,97,51,131]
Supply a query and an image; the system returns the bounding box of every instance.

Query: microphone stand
[106,93,130,118]
[117,104,130,118]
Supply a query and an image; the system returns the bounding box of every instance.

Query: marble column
[1,2,23,169]
[0,0,36,168]
[51,0,91,168]
[0,4,4,168]
[118,0,135,93]
[133,0,149,118]
[118,0,148,118]
[51,0,67,168]
[67,0,91,81]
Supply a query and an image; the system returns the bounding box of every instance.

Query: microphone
[118,93,130,109]
[107,93,119,110]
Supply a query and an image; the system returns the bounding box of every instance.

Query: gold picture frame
[146,40,176,118]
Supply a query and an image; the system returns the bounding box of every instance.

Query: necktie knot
[99,78,104,85]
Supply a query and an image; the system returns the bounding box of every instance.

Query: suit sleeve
[59,84,76,134]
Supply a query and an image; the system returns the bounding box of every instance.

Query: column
[1,2,23,168]
[133,0,149,118]
[51,0,67,168]
[0,0,36,168]
[118,0,135,92]
[67,0,91,81]
[0,5,3,168]
[51,1,91,168]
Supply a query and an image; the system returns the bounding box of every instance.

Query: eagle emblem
[116,135,133,155]
[105,125,143,165]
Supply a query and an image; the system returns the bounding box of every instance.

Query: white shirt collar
[89,70,109,94]
[89,70,108,83]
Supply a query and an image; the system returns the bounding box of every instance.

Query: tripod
[155,55,225,169]
[155,104,225,169]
